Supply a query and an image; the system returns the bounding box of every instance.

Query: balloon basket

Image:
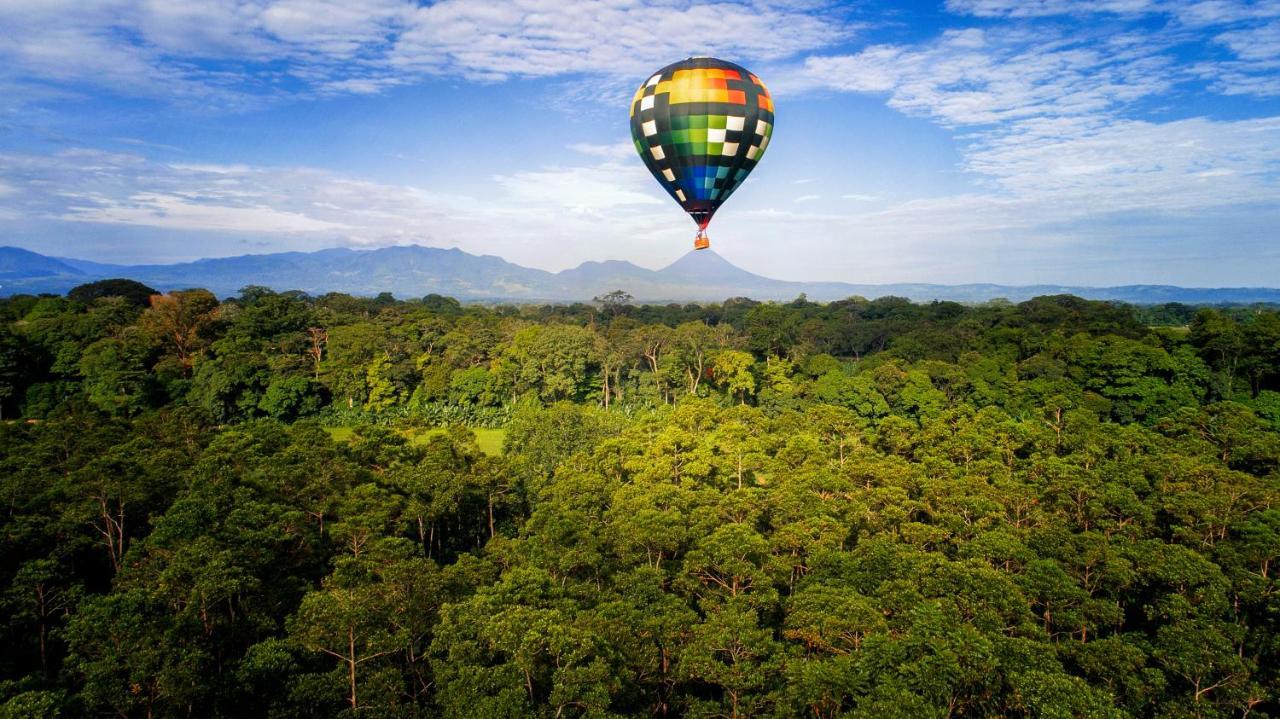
[694,231,710,251]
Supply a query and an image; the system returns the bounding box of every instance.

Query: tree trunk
[488,494,496,539]
[97,496,126,573]
[348,627,359,711]
[38,622,48,678]
[602,363,610,408]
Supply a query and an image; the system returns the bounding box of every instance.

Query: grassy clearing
[325,425,356,443]
[467,428,506,456]
[323,425,505,456]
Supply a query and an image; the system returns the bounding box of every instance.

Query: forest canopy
[0,283,1278,717]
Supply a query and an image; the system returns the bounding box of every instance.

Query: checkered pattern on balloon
[630,58,774,250]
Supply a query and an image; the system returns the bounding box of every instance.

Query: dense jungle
[1,279,1278,718]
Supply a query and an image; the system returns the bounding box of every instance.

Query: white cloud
[568,142,637,160]
[944,0,1158,18]
[1173,0,1280,28]
[797,15,1280,220]
[794,119,1280,262]
[319,77,407,95]
[0,149,438,237]
[256,0,411,54]
[945,0,1280,23]
[391,0,847,80]
[495,161,663,212]
[966,116,1280,210]
[64,192,349,233]
[714,188,1280,286]
[805,28,1176,127]
[3,139,1277,285]
[0,0,851,105]
[1215,18,1280,59]
[1202,65,1280,96]
[936,1,1280,99]
[0,147,687,270]
[1200,17,1280,94]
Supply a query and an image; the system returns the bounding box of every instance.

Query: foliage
[1,286,1279,717]
[67,278,159,309]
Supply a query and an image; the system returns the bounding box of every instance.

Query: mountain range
[2,244,1279,305]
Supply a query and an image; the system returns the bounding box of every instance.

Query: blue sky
[1,0,1278,286]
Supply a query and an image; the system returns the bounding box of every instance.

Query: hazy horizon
[2,240,1279,291]
[2,1,1278,286]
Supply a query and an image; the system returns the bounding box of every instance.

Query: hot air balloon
[630,57,774,250]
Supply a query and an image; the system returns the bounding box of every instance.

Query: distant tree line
[3,281,1279,425]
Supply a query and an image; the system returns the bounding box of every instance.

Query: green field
[324,425,505,456]
[465,427,505,456]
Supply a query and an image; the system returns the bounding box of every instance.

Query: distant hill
[2,244,1279,305]
[0,246,85,280]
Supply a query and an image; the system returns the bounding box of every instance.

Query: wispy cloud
[390,0,849,80]
[0,0,853,107]
[65,192,350,233]
[795,8,1280,232]
[803,27,1178,127]
[495,161,663,212]
[945,0,1280,24]
[0,147,683,270]
[967,116,1280,211]
[1203,19,1280,95]
[943,0,1160,19]
[937,0,1280,98]
[1214,18,1280,60]
[568,142,638,160]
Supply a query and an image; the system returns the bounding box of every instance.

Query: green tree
[711,350,756,404]
[68,278,158,309]
[138,289,219,377]
[78,335,156,415]
[680,604,782,718]
[493,324,597,403]
[289,539,441,714]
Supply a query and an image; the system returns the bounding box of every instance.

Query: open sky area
[1,0,1278,286]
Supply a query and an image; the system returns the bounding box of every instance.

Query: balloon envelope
[629,57,774,238]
